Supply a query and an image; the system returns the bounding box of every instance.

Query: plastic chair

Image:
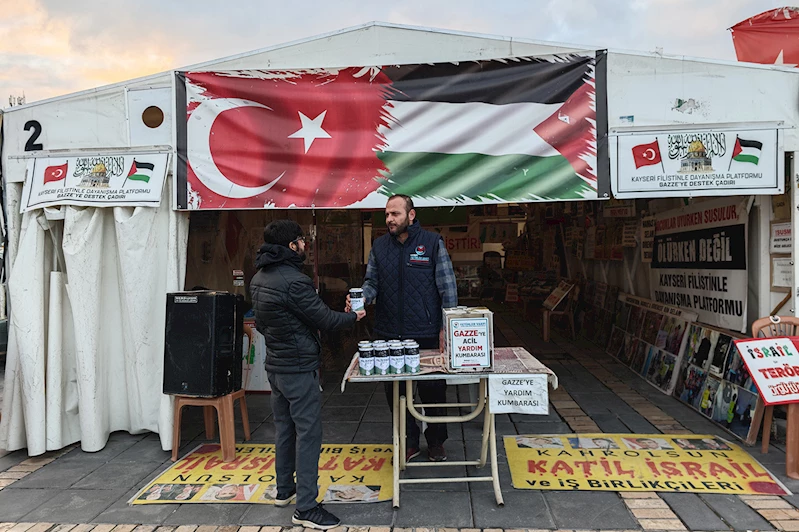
[172,389,251,462]
[542,284,580,342]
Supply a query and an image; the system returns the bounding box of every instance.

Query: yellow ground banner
[506,434,790,495]
[131,443,393,504]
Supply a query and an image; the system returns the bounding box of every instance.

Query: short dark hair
[387,194,414,213]
[263,219,303,248]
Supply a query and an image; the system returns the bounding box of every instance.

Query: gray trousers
[268,370,322,511]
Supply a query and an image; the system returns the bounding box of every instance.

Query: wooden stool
[172,389,251,462]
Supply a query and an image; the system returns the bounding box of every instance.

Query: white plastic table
[342,347,557,508]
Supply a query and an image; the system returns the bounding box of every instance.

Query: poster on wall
[611,126,783,199]
[175,53,608,210]
[771,255,792,292]
[607,293,697,396]
[770,222,792,254]
[650,198,749,332]
[21,153,169,212]
[641,215,655,263]
[673,323,752,440]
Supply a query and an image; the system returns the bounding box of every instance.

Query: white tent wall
[577,53,799,331]
[0,173,189,454]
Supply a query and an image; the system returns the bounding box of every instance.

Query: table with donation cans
[343,345,557,507]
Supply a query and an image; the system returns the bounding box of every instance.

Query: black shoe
[428,444,447,462]
[292,503,341,530]
[274,488,296,507]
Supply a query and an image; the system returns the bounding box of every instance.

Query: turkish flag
[631,140,662,169]
[43,162,68,184]
[731,7,799,65]
[185,69,391,208]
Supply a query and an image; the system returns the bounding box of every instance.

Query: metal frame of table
[392,374,502,508]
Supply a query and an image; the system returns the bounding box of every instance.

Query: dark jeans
[382,336,448,448]
[268,370,322,511]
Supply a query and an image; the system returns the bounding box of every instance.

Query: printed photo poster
[646,348,678,393]
[627,306,646,337]
[651,198,749,332]
[677,365,708,407]
[641,311,665,345]
[631,341,651,374]
[619,334,637,365]
[607,327,626,358]
[709,334,735,378]
[698,377,722,416]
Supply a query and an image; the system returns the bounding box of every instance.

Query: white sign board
[449,317,491,369]
[641,216,655,263]
[770,222,792,254]
[650,198,749,332]
[735,337,799,406]
[21,153,169,212]
[488,374,549,414]
[611,126,783,198]
[772,256,793,291]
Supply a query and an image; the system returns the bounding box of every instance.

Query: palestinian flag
[732,137,762,165]
[127,160,155,183]
[178,55,599,209]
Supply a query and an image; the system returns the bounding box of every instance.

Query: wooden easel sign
[543,281,574,311]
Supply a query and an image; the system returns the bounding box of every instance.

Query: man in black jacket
[250,220,364,530]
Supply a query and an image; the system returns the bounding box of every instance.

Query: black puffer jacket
[250,243,357,373]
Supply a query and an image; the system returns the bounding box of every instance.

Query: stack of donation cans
[358,339,421,376]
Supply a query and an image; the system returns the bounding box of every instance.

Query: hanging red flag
[730,7,799,65]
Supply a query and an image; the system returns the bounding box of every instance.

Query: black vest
[372,222,442,339]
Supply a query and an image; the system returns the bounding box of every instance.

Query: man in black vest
[251,220,365,530]
[349,195,458,462]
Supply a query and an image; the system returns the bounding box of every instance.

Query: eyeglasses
[291,236,307,245]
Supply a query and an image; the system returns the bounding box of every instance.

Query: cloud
[0,0,776,104]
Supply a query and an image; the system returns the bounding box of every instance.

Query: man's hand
[345,294,352,313]
[355,309,366,321]
[439,328,445,353]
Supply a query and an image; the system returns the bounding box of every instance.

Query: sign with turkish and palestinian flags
[175,53,608,210]
[21,153,169,212]
[650,198,749,332]
[611,126,783,199]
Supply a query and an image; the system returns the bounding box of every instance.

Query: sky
[0,0,777,104]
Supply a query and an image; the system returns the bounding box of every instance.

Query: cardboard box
[443,306,494,372]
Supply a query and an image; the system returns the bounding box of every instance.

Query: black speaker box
[163,291,244,396]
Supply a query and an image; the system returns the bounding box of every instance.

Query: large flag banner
[175,53,608,209]
[649,198,749,332]
[731,7,799,65]
[21,153,169,212]
[506,433,789,495]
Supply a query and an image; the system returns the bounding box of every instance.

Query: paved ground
[0,307,797,531]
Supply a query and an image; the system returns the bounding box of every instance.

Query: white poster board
[21,153,169,212]
[449,317,491,369]
[734,337,799,406]
[650,198,749,332]
[611,126,783,198]
[770,222,792,254]
[488,374,549,414]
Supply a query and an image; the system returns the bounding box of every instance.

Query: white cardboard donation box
[443,307,494,372]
